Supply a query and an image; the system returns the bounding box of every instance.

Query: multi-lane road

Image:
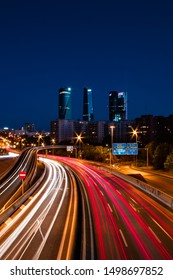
[0,149,172,259]
[115,164,173,197]
[0,157,79,260]
[0,148,38,210]
[53,156,173,259]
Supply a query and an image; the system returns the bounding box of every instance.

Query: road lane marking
[130,198,137,204]
[148,227,161,243]
[100,190,104,196]
[38,226,44,240]
[116,190,122,195]
[151,217,173,241]
[5,218,13,225]
[107,203,113,213]
[129,203,137,212]
[119,229,128,247]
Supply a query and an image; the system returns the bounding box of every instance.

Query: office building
[23,123,35,133]
[58,87,72,120]
[50,119,74,144]
[83,87,94,121]
[109,91,127,122]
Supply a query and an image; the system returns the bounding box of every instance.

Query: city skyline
[1,83,173,132]
[0,0,173,130]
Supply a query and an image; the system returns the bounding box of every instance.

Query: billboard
[112,143,138,155]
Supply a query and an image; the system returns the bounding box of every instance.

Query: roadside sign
[66,146,73,152]
[112,143,138,155]
[112,143,127,155]
[126,142,138,155]
[19,171,26,179]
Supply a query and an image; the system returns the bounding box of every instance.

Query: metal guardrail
[0,165,47,225]
[101,167,173,210]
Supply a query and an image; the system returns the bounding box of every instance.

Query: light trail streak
[151,217,173,241]
[109,175,173,240]
[0,157,69,259]
[1,152,172,260]
[55,156,173,259]
[0,152,19,158]
[0,149,36,196]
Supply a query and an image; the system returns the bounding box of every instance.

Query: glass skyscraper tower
[58,87,72,120]
[109,91,127,122]
[83,87,94,121]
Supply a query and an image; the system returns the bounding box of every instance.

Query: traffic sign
[126,142,138,155]
[112,143,138,155]
[66,146,73,152]
[112,143,127,155]
[19,171,26,179]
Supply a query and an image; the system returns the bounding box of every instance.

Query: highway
[115,164,173,196]
[0,148,38,210]
[0,157,79,259]
[0,150,172,259]
[54,157,173,259]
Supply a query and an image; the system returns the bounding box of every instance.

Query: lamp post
[130,127,138,166]
[110,125,115,167]
[37,134,42,146]
[133,129,138,143]
[145,147,149,167]
[74,132,83,158]
[133,130,138,167]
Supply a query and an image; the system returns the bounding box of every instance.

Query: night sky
[0,0,173,131]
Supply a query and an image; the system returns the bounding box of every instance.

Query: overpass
[36,145,77,157]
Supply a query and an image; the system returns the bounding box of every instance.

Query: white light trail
[0,157,69,259]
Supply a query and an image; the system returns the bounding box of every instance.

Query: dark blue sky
[0,0,173,131]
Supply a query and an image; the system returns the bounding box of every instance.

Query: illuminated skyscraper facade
[109,91,127,122]
[83,87,94,121]
[58,87,72,120]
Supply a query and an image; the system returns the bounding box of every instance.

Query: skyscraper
[58,87,72,120]
[83,87,94,121]
[109,91,127,122]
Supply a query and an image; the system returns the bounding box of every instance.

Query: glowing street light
[129,126,139,143]
[74,132,84,144]
[109,125,115,167]
[51,138,56,145]
[74,132,84,158]
[36,133,44,146]
[132,129,138,142]
[129,126,139,166]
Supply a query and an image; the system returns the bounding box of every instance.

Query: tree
[164,149,173,169]
[152,143,172,169]
[147,141,158,163]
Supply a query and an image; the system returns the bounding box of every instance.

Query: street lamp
[130,126,138,166]
[145,146,149,167]
[132,129,138,142]
[74,132,84,145]
[51,138,55,145]
[37,133,42,146]
[110,125,115,167]
[74,132,84,158]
